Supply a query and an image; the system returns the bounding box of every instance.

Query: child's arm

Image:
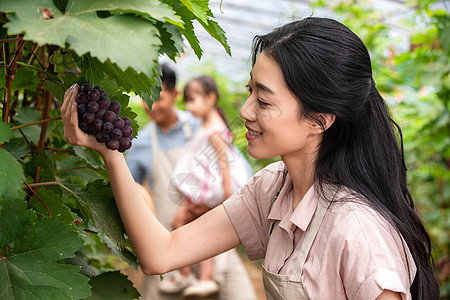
[209,133,233,200]
[61,84,241,275]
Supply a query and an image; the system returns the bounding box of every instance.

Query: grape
[113,118,124,129]
[118,137,132,152]
[54,53,64,64]
[103,110,116,123]
[78,103,87,114]
[121,125,132,137]
[106,139,120,150]
[95,108,106,120]
[102,122,114,133]
[97,96,111,109]
[89,119,103,134]
[88,89,100,102]
[49,54,56,65]
[87,101,99,113]
[63,54,73,63]
[123,117,131,126]
[76,81,132,152]
[55,63,66,74]
[96,131,111,143]
[79,121,89,132]
[77,93,88,104]
[66,61,76,69]
[81,83,91,94]
[111,128,122,140]
[109,101,121,115]
[83,112,95,124]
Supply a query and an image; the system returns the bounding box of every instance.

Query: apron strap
[289,185,338,282]
[150,124,159,151]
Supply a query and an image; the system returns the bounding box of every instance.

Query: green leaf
[79,54,160,106]
[1,0,161,77]
[84,180,126,246]
[12,107,56,144]
[0,149,25,202]
[156,21,185,60]
[87,271,139,300]
[1,138,30,161]
[73,146,104,170]
[24,150,55,183]
[42,79,67,104]
[0,120,14,144]
[67,0,183,26]
[180,0,209,24]
[56,155,105,188]
[0,197,90,299]
[0,68,40,91]
[28,187,74,224]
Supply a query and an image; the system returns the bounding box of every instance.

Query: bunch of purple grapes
[77,82,133,152]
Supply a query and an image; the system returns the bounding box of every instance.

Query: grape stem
[23,180,52,217]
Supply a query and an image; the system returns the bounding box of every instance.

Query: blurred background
[128,0,449,297]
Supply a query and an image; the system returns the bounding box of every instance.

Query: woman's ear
[311,113,336,133]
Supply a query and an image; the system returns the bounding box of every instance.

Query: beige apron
[262,190,330,300]
[150,117,192,230]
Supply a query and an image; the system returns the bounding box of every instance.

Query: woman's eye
[257,99,268,106]
[245,84,252,94]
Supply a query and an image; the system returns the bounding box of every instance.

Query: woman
[61,17,440,299]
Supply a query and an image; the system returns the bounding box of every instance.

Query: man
[126,64,256,300]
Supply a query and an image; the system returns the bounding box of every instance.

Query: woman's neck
[282,151,317,210]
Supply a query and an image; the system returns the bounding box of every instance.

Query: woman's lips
[245,128,262,141]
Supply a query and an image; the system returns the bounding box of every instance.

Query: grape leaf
[24,150,55,183]
[156,21,185,60]
[73,146,104,170]
[0,0,161,77]
[1,138,30,161]
[66,0,183,27]
[56,155,106,188]
[79,54,160,105]
[12,107,56,144]
[0,149,25,202]
[0,197,90,299]
[179,0,209,24]
[42,79,67,103]
[0,68,40,91]
[28,187,75,224]
[87,271,139,300]
[0,120,14,143]
[84,180,127,246]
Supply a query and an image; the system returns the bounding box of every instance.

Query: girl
[167,76,253,297]
[61,17,440,299]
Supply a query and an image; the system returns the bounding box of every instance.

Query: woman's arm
[61,84,241,274]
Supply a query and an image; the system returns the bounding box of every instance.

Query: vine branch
[10,116,62,130]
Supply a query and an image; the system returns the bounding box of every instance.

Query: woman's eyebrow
[249,73,275,94]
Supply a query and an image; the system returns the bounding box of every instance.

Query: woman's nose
[239,98,257,121]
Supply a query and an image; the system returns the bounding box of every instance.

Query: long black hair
[252,17,440,299]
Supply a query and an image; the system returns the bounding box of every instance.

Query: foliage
[315,0,449,297]
[0,0,229,298]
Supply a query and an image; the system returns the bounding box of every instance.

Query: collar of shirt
[268,175,318,236]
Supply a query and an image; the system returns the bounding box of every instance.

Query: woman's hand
[60,84,116,159]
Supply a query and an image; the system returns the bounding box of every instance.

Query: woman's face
[184,80,213,119]
[239,52,322,160]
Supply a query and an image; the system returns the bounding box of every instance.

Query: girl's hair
[184,75,229,128]
[252,17,440,299]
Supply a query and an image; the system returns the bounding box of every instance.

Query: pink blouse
[223,161,416,300]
